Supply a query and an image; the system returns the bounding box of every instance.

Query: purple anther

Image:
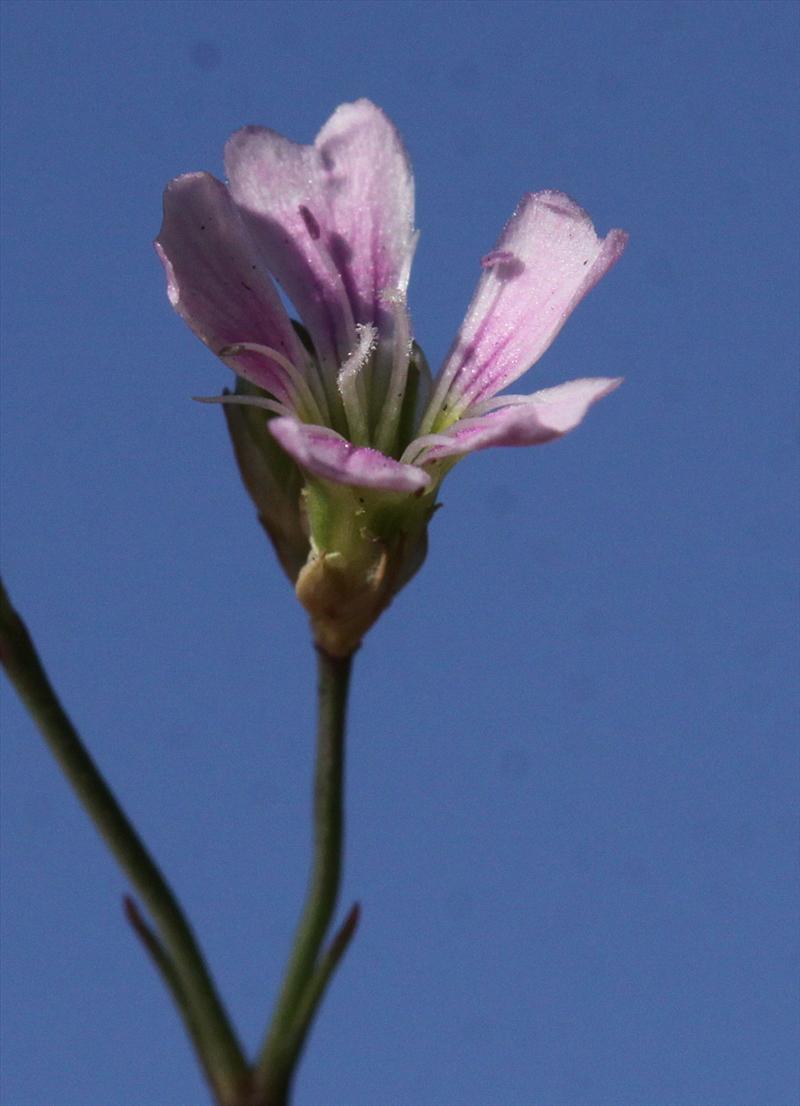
[480,249,516,269]
[299,204,321,241]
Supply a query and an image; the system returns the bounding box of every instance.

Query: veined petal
[269,417,430,493]
[156,172,307,401]
[421,192,627,431]
[413,377,622,462]
[224,100,415,371]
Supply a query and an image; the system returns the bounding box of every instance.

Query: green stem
[123,895,218,1094]
[0,580,249,1106]
[255,647,355,1105]
[275,901,360,1085]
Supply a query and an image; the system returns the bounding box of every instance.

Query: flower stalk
[255,647,357,1105]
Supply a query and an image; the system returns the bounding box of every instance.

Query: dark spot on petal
[329,232,353,267]
[299,205,321,240]
[241,281,253,291]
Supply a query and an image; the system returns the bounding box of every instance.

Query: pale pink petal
[415,378,622,462]
[156,173,307,398]
[269,417,430,493]
[424,192,627,427]
[224,100,415,369]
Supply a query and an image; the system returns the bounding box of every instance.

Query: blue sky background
[1,2,798,1105]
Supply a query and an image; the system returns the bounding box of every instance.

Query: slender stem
[276,902,360,1082]
[0,580,249,1106]
[255,647,354,1105]
[123,895,218,1094]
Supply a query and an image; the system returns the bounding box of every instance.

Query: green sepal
[296,479,437,657]
[222,376,309,583]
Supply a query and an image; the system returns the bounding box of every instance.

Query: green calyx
[296,478,436,657]
[222,376,309,582]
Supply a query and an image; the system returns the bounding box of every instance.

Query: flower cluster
[157,100,626,655]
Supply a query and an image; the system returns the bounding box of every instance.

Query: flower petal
[423,192,627,429]
[156,172,307,399]
[224,100,415,370]
[269,417,430,493]
[414,377,622,462]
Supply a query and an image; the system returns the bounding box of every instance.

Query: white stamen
[396,230,420,295]
[218,342,328,425]
[193,393,293,418]
[418,273,510,435]
[373,289,413,456]
[399,432,454,466]
[337,324,376,446]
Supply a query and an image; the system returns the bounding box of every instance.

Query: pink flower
[156,100,627,654]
